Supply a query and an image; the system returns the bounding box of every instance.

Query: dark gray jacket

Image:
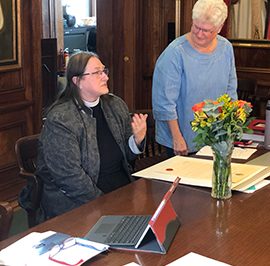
[36,94,137,220]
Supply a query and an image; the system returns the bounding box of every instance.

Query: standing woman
[152,0,237,156]
[36,52,147,221]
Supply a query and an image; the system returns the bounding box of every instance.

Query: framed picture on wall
[0,0,21,71]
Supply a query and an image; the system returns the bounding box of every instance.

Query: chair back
[16,134,39,174]
[237,78,257,102]
[15,134,42,227]
[0,201,13,241]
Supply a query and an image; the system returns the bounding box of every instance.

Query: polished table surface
[1,174,270,265]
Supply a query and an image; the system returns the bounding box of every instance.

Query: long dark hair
[44,51,99,116]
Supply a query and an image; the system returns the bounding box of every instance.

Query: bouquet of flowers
[190,94,253,199]
[191,94,253,148]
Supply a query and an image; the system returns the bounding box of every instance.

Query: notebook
[85,177,181,254]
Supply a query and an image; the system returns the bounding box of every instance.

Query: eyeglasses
[192,24,215,35]
[49,237,106,265]
[81,67,109,77]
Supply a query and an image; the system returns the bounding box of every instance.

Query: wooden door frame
[96,0,139,110]
[180,0,196,35]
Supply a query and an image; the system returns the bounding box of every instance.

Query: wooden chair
[237,78,258,116]
[132,109,167,172]
[15,134,42,228]
[237,78,257,102]
[0,201,13,241]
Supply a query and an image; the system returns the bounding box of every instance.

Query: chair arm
[19,171,37,182]
[18,171,43,211]
[0,201,13,240]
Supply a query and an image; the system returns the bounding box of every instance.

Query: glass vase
[211,140,234,199]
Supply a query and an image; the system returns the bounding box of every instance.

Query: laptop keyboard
[105,215,151,245]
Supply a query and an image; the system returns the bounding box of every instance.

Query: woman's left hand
[131,113,148,145]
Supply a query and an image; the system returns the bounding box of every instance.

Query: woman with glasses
[152,0,237,156]
[35,51,147,222]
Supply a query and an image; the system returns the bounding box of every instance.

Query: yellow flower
[200,121,207,128]
[237,108,247,122]
[191,93,253,147]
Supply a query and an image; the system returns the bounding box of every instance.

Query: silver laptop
[84,177,181,254]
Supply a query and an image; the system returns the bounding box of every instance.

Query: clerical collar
[83,97,100,108]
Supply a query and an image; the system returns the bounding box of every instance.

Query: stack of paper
[196,145,257,159]
[132,156,270,192]
[245,152,270,167]
[0,231,109,266]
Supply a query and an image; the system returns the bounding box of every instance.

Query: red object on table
[248,119,265,134]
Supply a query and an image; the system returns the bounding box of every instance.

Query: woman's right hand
[131,113,148,145]
[173,135,188,156]
[167,119,188,156]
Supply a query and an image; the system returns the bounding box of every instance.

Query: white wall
[62,0,90,25]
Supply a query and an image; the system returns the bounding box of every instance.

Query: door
[97,0,175,111]
[96,0,138,110]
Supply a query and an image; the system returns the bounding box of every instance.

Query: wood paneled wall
[42,0,63,53]
[96,0,175,111]
[0,0,42,203]
[180,0,196,35]
[232,43,270,79]
[232,41,270,118]
[1,0,269,204]
[136,0,176,110]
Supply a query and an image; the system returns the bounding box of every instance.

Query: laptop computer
[85,177,181,254]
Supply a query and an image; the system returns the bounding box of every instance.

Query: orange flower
[192,102,205,112]
[237,100,245,107]
[246,102,253,108]
[191,93,253,148]
[237,100,253,108]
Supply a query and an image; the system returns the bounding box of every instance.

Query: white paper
[133,156,268,191]
[0,231,54,266]
[166,252,231,266]
[123,263,141,266]
[246,152,270,167]
[243,179,270,193]
[242,133,264,142]
[196,145,257,160]
[49,238,108,266]
[0,231,109,266]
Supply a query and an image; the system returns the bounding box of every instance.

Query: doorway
[61,0,97,54]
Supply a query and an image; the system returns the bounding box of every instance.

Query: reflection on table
[1,174,270,265]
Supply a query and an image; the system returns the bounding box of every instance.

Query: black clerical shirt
[92,102,130,193]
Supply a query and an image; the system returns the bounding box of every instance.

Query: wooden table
[1,175,270,265]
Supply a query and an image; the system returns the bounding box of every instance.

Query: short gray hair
[192,0,228,28]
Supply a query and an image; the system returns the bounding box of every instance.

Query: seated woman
[36,51,147,222]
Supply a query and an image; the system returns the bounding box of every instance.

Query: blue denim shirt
[152,34,237,153]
